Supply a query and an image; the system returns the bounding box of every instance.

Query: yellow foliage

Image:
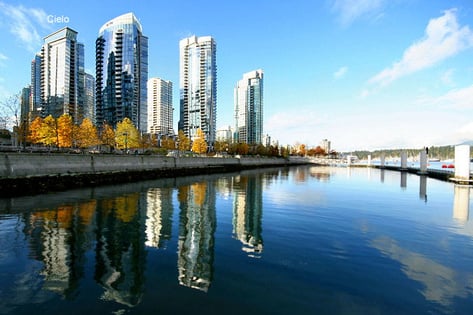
[115,118,140,150]
[57,114,73,148]
[76,118,99,148]
[28,116,43,144]
[191,128,208,154]
[41,115,57,147]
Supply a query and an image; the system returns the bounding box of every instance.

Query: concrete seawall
[0,153,304,197]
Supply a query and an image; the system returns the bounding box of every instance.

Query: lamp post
[123,132,128,154]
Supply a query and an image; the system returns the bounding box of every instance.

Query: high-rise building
[147,78,173,135]
[96,12,148,132]
[20,86,31,122]
[30,53,41,119]
[234,69,263,145]
[84,73,95,123]
[179,35,217,144]
[40,27,84,122]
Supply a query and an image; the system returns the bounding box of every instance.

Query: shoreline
[0,153,310,197]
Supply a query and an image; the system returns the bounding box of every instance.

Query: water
[1,166,473,315]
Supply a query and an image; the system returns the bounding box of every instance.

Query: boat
[429,158,440,162]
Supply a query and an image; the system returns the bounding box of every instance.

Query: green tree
[115,118,139,151]
[191,128,208,154]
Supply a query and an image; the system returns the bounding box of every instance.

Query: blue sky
[1,0,473,151]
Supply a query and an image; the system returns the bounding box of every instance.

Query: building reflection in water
[145,188,174,248]
[453,185,470,222]
[24,201,97,298]
[419,175,427,202]
[177,182,216,292]
[232,174,264,258]
[94,193,146,306]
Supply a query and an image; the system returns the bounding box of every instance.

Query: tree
[28,116,43,145]
[41,115,57,147]
[0,93,20,130]
[178,130,190,152]
[100,123,115,151]
[191,128,208,154]
[57,114,73,148]
[115,118,139,151]
[76,118,99,149]
[161,135,176,150]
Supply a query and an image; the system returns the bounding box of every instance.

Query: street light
[123,132,128,154]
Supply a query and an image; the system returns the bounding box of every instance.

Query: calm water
[1,166,473,315]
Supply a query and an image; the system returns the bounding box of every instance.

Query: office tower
[84,73,95,123]
[96,12,148,132]
[147,78,173,135]
[234,69,264,144]
[40,27,83,122]
[179,35,217,145]
[30,53,41,119]
[20,86,31,122]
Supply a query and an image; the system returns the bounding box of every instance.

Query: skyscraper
[234,69,264,144]
[147,78,173,136]
[84,73,96,123]
[30,53,41,119]
[179,36,217,144]
[40,27,84,122]
[96,12,148,132]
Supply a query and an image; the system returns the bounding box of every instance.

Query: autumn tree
[161,135,176,150]
[101,123,115,150]
[191,128,208,154]
[28,116,43,145]
[57,114,73,148]
[41,115,58,147]
[76,118,99,149]
[177,130,190,152]
[115,118,139,151]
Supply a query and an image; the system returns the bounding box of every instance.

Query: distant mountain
[458,140,473,146]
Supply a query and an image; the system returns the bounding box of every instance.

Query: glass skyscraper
[234,69,264,144]
[40,27,83,122]
[179,36,217,144]
[30,53,41,120]
[96,12,148,132]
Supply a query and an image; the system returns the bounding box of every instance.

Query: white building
[40,27,84,122]
[234,70,264,144]
[147,78,173,135]
[179,35,217,144]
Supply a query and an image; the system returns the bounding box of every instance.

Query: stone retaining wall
[0,153,305,197]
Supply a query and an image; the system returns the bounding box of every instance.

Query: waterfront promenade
[0,153,309,197]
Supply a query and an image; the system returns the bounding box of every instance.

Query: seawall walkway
[0,153,309,197]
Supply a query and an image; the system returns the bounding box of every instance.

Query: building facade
[234,69,263,144]
[147,78,173,136]
[96,12,148,132]
[30,53,42,119]
[179,35,217,144]
[40,27,84,122]
[84,73,96,123]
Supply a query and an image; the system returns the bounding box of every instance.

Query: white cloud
[440,68,455,86]
[333,66,348,79]
[416,85,473,109]
[369,9,473,87]
[0,2,51,53]
[331,0,385,26]
[0,52,7,68]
